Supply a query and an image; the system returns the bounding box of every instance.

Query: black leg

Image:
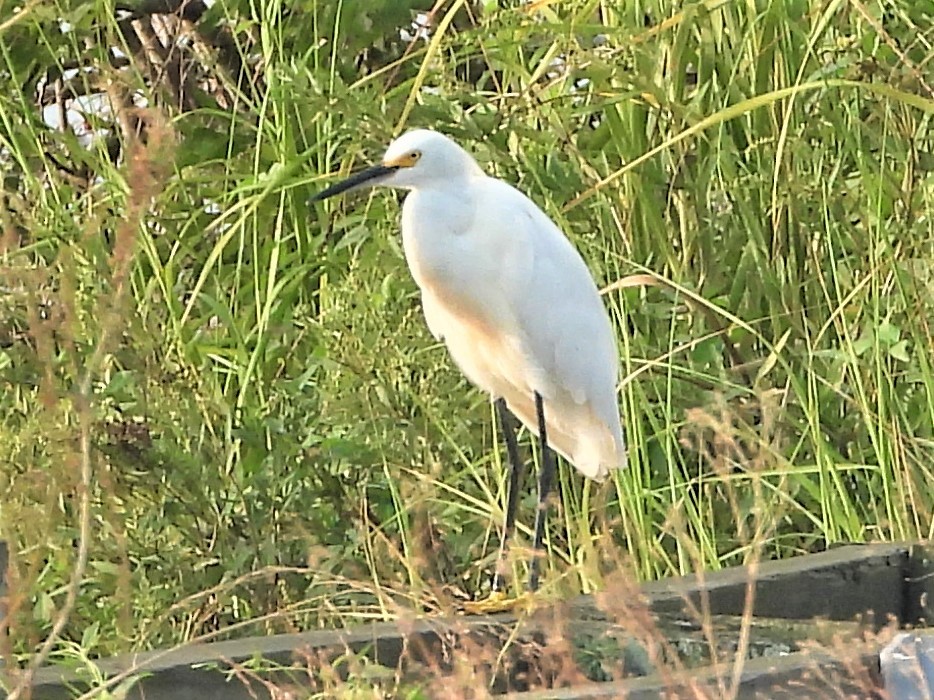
[492,398,524,593]
[529,391,557,592]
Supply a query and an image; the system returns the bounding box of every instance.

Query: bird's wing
[486,180,621,426]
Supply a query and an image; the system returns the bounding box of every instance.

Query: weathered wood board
[11,542,931,699]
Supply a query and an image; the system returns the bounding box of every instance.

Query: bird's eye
[409,151,421,162]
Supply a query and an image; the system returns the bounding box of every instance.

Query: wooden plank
[634,542,909,623]
[1,540,6,615]
[501,643,883,699]
[905,544,934,626]
[22,544,910,699]
[28,614,515,700]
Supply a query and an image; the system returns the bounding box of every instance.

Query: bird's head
[311,129,483,201]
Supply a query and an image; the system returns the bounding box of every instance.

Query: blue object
[880,633,934,699]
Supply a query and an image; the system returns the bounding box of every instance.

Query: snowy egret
[312,129,626,595]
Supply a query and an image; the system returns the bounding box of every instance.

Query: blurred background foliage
[1,0,934,662]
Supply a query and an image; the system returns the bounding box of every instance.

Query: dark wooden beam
[16,543,921,699]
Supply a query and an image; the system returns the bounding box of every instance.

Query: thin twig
[5,129,164,700]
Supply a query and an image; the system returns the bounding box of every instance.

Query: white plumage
[379,129,626,480]
[313,128,628,593]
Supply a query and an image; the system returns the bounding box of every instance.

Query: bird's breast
[421,283,532,397]
[400,191,495,323]
[399,187,539,397]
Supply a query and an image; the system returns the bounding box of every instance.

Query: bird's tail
[570,425,627,482]
[505,392,627,481]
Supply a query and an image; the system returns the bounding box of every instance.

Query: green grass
[1,0,934,692]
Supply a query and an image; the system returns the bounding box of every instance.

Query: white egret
[312,129,626,595]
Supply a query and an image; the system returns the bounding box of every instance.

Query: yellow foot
[461,589,539,615]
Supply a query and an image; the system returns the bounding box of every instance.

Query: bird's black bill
[310,164,397,201]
